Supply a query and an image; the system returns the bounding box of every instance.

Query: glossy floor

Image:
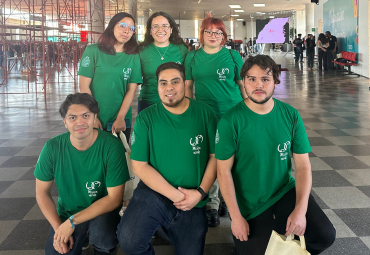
[0,52,370,254]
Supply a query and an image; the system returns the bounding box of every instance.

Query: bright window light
[254,4,265,7]
[195,20,198,38]
[234,10,244,12]
[229,5,241,8]
[230,21,233,38]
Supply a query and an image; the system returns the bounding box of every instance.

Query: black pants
[307,51,314,68]
[233,188,336,255]
[318,50,328,71]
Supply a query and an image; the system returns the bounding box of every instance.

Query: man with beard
[215,55,336,255]
[117,62,217,255]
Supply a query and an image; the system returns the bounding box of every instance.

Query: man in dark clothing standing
[325,31,337,69]
[306,34,316,70]
[228,39,235,50]
[293,34,304,63]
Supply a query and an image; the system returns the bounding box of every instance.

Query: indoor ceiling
[136,0,313,21]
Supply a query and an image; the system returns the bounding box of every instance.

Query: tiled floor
[1,52,370,254]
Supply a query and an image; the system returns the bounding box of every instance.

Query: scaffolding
[0,0,109,99]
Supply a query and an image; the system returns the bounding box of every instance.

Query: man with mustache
[34,93,129,255]
[216,55,336,255]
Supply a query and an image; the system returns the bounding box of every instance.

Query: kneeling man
[117,62,218,255]
[216,55,336,255]
[35,93,129,255]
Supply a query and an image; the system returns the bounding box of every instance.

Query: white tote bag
[264,231,311,255]
[113,131,140,201]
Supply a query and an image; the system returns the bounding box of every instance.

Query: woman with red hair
[184,15,247,227]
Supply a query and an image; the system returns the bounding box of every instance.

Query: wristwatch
[69,215,76,228]
[197,187,209,201]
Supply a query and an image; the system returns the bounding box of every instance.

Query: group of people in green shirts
[34,11,336,255]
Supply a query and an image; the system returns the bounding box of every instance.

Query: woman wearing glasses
[79,12,142,140]
[184,15,247,228]
[138,11,188,112]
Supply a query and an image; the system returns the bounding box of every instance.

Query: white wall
[314,0,369,77]
[176,20,199,39]
[296,10,306,35]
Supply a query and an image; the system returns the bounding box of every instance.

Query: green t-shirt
[34,129,130,222]
[130,98,217,207]
[215,99,311,220]
[185,47,244,120]
[78,44,143,129]
[138,43,189,104]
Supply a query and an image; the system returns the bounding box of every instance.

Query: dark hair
[318,33,329,44]
[240,55,280,84]
[141,12,185,48]
[59,93,100,118]
[325,31,331,36]
[97,12,139,55]
[156,62,186,82]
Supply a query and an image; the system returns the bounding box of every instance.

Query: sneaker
[219,202,229,217]
[206,209,220,227]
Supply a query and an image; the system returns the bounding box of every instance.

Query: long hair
[318,33,328,44]
[199,14,228,46]
[98,12,139,55]
[140,12,185,48]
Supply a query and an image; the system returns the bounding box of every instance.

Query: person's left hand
[285,208,306,236]
[54,220,75,244]
[112,116,126,133]
[173,187,202,211]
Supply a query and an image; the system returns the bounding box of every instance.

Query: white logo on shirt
[86,181,101,197]
[176,61,181,64]
[131,131,135,145]
[81,56,90,67]
[190,135,203,154]
[217,68,229,81]
[277,141,291,160]
[215,130,219,144]
[123,68,132,80]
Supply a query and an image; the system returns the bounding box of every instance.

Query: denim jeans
[137,100,153,114]
[45,208,121,255]
[295,48,303,62]
[117,181,208,255]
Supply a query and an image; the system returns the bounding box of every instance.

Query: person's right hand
[53,236,74,254]
[323,49,327,52]
[94,118,102,130]
[231,215,250,241]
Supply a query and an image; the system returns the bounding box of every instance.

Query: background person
[216,55,336,255]
[185,15,247,228]
[317,33,329,72]
[293,34,304,63]
[79,12,142,140]
[306,34,316,70]
[325,31,337,70]
[138,11,189,113]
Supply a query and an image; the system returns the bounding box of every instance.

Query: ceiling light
[269,16,275,18]
[229,5,241,8]
[237,19,244,21]
[231,14,239,16]
[253,4,265,7]
[234,10,244,12]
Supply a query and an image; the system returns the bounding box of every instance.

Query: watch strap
[197,187,208,201]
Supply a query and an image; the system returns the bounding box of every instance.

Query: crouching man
[117,62,218,255]
[216,55,336,255]
[35,93,129,255]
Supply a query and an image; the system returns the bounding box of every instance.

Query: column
[87,0,105,43]
[306,3,315,35]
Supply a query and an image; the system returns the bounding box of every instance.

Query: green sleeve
[129,54,143,84]
[184,51,194,81]
[291,112,311,154]
[215,118,237,160]
[77,45,96,78]
[180,44,189,60]
[130,114,150,162]
[207,110,218,154]
[232,50,244,81]
[106,141,130,187]
[34,142,54,182]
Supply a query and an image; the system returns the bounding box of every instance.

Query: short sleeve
[232,50,244,81]
[130,114,150,162]
[291,113,311,154]
[207,110,218,154]
[129,54,143,84]
[215,118,237,160]
[106,141,130,187]
[184,51,194,81]
[34,142,54,181]
[78,45,96,78]
[180,44,189,60]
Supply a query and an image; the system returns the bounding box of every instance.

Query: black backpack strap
[229,49,237,78]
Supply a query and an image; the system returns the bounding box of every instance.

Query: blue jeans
[45,208,121,255]
[137,100,153,114]
[117,181,208,255]
[295,48,303,62]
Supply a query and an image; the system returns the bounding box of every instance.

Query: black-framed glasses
[151,24,171,32]
[118,23,136,33]
[204,30,223,38]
